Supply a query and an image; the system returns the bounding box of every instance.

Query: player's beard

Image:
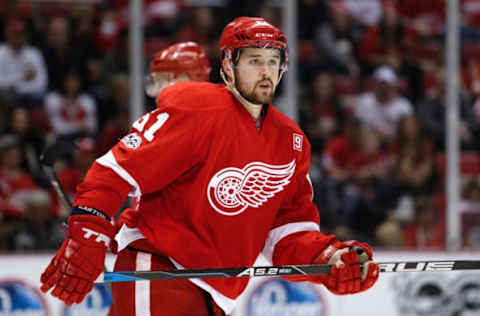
[236,77,275,105]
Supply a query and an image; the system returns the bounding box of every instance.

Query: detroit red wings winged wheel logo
[207,160,296,216]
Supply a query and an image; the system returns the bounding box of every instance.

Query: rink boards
[0,251,478,316]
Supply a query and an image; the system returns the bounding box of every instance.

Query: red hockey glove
[40,215,116,305]
[314,240,379,295]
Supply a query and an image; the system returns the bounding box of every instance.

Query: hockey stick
[39,141,113,279]
[40,140,75,211]
[96,260,480,283]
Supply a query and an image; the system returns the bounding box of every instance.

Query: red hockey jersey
[74,82,334,313]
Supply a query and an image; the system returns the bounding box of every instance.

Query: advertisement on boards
[0,251,479,316]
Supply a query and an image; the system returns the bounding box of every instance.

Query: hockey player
[40,17,379,316]
[145,41,211,98]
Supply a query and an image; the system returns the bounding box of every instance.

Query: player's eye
[249,59,260,65]
[268,59,279,66]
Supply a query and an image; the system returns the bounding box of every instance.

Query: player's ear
[222,58,234,83]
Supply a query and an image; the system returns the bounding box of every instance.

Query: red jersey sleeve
[74,106,210,217]
[264,136,335,270]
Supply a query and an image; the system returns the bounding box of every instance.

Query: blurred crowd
[1,0,480,253]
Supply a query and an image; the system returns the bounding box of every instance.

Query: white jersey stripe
[115,224,145,252]
[135,252,152,316]
[262,221,320,263]
[169,257,237,315]
[96,150,142,198]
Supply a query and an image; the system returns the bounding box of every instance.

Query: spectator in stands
[391,115,437,195]
[460,179,480,214]
[0,17,47,106]
[320,120,390,238]
[44,69,98,141]
[176,7,217,55]
[98,72,129,129]
[418,67,479,151]
[466,227,480,249]
[56,138,96,204]
[5,106,46,184]
[404,196,445,249]
[95,8,122,55]
[102,29,129,83]
[97,74,130,154]
[300,72,346,157]
[315,1,362,77]
[461,0,480,50]
[257,5,282,33]
[6,188,63,251]
[97,106,129,157]
[463,58,480,99]
[318,118,360,230]
[0,94,16,134]
[357,0,418,77]
[354,66,414,142]
[461,18,480,42]
[69,3,102,93]
[463,0,480,30]
[0,135,38,219]
[145,0,186,31]
[42,16,84,92]
[344,126,392,236]
[375,212,404,248]
[70,4,98,57]
[298,0,327,40]
[474,97,480,127]
[343,0,382,27]
[460,179,480,248]
[397,0,445,40]
[0,1,39,44]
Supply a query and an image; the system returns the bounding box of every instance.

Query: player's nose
[258,64,269,75]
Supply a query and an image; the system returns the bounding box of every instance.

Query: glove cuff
[67,215,116,248]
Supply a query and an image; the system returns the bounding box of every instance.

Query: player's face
[234,47,281,104]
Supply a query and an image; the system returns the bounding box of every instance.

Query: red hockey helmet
[219,17,288,72]
[150,41,211,81]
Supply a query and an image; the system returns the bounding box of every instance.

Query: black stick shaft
[41,164,72,209]
[96,260,480,283]
[39,141,76,211]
